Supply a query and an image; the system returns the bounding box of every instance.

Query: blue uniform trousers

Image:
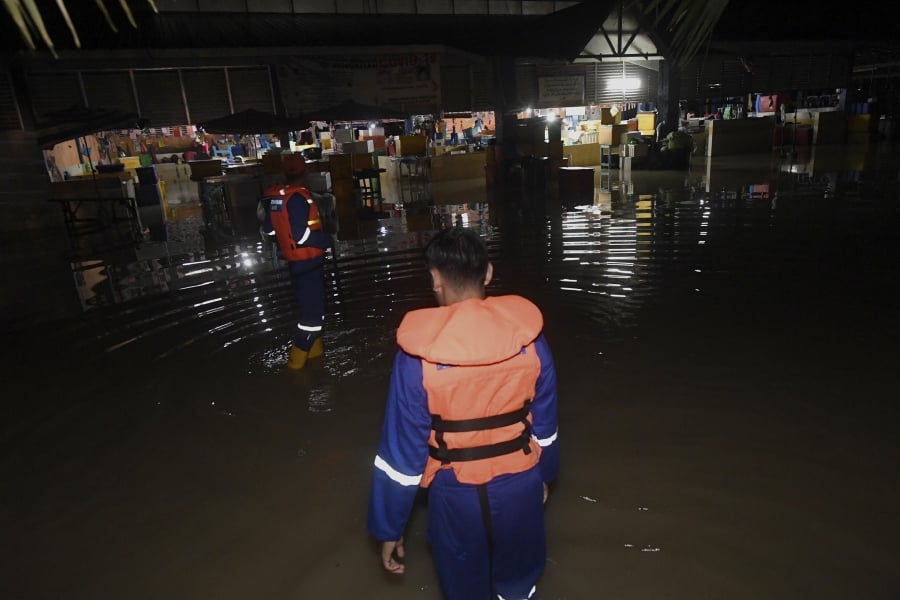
[288,256,325,351]
[427,467,545,600]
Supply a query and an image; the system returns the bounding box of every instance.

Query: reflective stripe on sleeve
[298,227,311,244]
[533,429,558,447]
[374,455,422,487]
[498,584,537,600]
[297,323,323,332]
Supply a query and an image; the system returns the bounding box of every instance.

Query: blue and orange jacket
[261,184,328,261]
[367,295,560,542]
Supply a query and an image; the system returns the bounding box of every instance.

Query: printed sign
[538,76,585,107]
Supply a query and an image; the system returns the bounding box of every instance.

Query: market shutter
[678,61,699,101]
[827,55,851,88]
[584,62,599,105]
[26,72,83,120]
[792,55,812,90]
[182,68,231,125]
[770,56,794,90]
[228,67,275,113]
[82,71,137,113]
[0,72,23,131]
[720,58,746,97]
[594,62,652,105]
[748,56,772,93]
[133,70,188,126]
[440,66,470,112]
[471,61,493,111]
[642,67,658,105]
[515,64,537,111]
[696,56,724,98]
[808,54,832,89]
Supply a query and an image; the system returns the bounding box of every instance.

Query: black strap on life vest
[429,400,533,465]
[476,483,496,594]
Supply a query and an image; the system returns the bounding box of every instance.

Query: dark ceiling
[0,1,613,62]
[2,1,894,66]
[711,1,895,43]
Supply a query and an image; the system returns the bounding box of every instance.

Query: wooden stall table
[48,178,141,253]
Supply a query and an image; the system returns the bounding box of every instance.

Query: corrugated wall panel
[640,66,658,105]
[0,72,22,131]
[228,67,275,113]
[677,61,699,100]
[696,56,724,97]
[808,54,832,89]
[594,62,655,105]
[26,72,83,119]
[471,60,493,110]
[514,64,537,110]
[276,58,346,117]
[82,71,137,113]
[792,55,812,89]
[584,62,598,104]
[770,56,794,90]
[133,70,188,125]
[439,65,471,112]
[828,55,851,88]
[749,56,772,92]
[720,58,747,97]
[182,68,231,124]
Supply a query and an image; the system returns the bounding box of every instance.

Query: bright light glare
[608,78,641,92]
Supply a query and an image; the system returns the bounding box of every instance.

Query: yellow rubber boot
[286,344,310,370]
[307,337,324,360]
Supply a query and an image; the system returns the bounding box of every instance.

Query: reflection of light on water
[192,298,221,308]
[307,386,333,413]
[552,189,649,328]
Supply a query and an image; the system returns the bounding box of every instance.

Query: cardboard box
[599,107,621,125]
[333,129,354,144]
[598,124,628,146]
[343,141,371,154]
[637,112,656,134]
[623,143,649,158]
[397,135,426,156]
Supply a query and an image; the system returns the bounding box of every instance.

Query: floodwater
[2,143,899,599]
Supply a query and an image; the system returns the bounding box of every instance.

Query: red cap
[283,154,306,176]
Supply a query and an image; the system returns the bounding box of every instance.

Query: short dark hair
[424,227,488,289]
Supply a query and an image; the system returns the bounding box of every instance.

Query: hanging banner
[371,54,441,107]
[538,75,585,107]
[277,53,441,116]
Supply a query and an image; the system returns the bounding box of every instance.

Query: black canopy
[35,106,144,149]
[304,99,408,124]
[198,108,309,134]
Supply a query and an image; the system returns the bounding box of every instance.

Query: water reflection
[62,144,898,368]
[5,142,899,599]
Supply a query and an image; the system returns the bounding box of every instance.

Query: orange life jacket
[266,184,324,262]
[397,295,544,487]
